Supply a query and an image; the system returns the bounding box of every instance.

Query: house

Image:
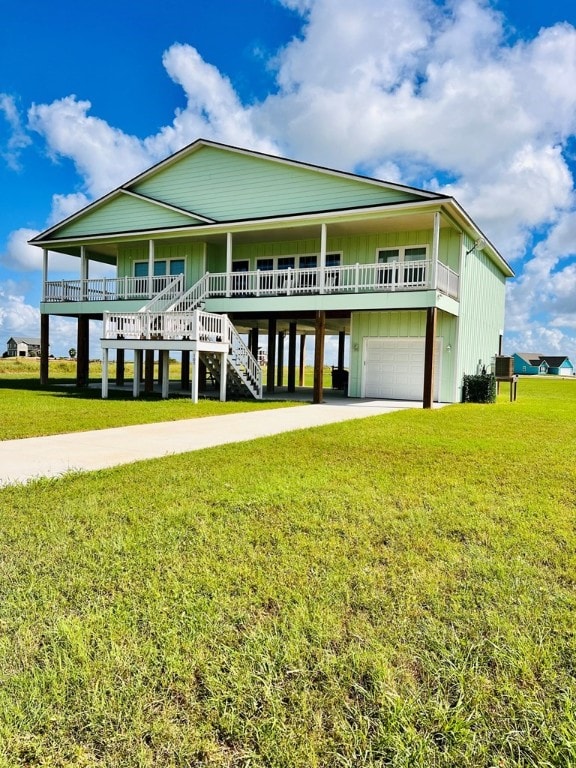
[513,353,574,376]
[29,139,513,406]
[4,337,42,358]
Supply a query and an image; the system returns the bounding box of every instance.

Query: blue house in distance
[513,352,574,376]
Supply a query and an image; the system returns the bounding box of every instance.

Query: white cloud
[147,44,279,159]
[28,96,152,198]
[48,192,91,226]
[0,281,39,334]
[1,228,79,273]
[504,325,569,355]
[0,93,31,170]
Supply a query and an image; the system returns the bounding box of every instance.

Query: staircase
[103,303,262,400]
[164,276,262,399]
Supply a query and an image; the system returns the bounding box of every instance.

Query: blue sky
[1,0,576,359]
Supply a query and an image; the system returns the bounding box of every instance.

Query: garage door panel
[363,337,441,400]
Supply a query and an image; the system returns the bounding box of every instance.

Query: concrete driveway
[0,399,437,486]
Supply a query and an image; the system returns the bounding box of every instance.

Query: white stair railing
[226,320,263,399]
[140,274,185,313]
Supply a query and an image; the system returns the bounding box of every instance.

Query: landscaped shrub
[462,373,496,403]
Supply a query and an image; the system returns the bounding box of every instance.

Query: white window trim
[376,245,429,262]
[133,257,186,278]
[242,251,343,270]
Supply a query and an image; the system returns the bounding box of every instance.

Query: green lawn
[0,378,575,766]
[0,359,298,440]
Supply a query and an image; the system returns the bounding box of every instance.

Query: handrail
[140,274,184,312]
[49,260,460,304]
[226,319,263,398]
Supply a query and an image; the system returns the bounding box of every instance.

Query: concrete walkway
[0,399,431,486]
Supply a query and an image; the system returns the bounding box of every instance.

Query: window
[377,249,400,284]
[377,246,428,286]
[134,259,185,278]
[169,259,185,276]
[256,258,275,292]
[231,260,249,293]
[277,257,295,290]
[325,253,341,287]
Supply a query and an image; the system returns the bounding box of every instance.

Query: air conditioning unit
[494,355,514,378]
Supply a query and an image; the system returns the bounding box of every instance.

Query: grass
[0,359,299,440]
[0,378,575,766]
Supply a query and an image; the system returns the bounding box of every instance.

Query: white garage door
[363,337,441,401]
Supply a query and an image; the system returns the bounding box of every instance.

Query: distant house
[513,352,574,376]
[5,337,42,358]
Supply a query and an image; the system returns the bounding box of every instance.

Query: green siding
[231,228,459,269]
[349,310,457,402]
[456,247,506,397]
[53,194,202,238]
[131,145,425,221]
[118,242,206,290]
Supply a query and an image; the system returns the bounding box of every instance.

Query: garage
[362,337,441,401]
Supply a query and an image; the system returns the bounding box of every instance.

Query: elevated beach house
[30,139,513,406]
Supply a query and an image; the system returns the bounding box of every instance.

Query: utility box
[495,355,514,378]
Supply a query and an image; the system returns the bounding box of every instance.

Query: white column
[80,246,89,299]
[431,212,440,289]
[161,351,170,399]
[148,240,155,298]
[191,351,199,403]
[42,249,49,301]
[220,351,228,401]
[133,349,142,397]
[319,223,327,294]
[225,232,233,297]
[102,347,109,399]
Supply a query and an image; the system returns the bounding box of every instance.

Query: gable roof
[30,138,446,242]
[8,337,41,346]
[27,138,513,277]
[515,352,572,367]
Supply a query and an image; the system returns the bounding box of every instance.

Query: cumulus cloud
[261,0,576,255]
[28,97,152,199]
[0,93,31,170]
[0,281,39,333]
[147,44,279,159]
[1,228,79,272]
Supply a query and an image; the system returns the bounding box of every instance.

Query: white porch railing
[103,308,225,342]
[436,262,459,299]
[46,260,460,305]
[103,309,263,399]
[43,274,182,303]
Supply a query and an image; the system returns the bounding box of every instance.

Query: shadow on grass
[0,378,173,400]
